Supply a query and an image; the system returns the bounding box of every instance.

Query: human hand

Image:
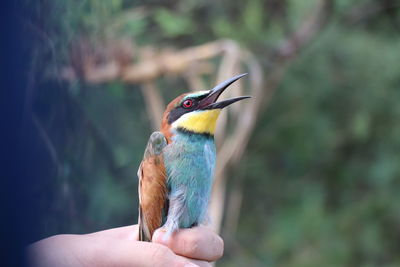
[27,225,223,267]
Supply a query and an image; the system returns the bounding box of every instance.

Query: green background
[27,0,400,266]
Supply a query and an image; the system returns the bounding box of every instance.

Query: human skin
[27,225,223,267]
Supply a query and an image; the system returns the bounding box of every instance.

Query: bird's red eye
[182,99,193,108]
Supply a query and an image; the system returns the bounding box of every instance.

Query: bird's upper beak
[198,73,251,110]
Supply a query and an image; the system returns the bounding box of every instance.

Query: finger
[91,238,199,267]
[152,226,224,261]
[179,257,212,267]
[86,225,139,241]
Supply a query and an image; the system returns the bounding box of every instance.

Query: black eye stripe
[168,96,203,124]
[168,106,189,124]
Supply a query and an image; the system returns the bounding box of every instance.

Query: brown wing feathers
[138,132,168,241]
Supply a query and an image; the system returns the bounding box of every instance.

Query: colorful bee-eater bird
[138,73,250,241]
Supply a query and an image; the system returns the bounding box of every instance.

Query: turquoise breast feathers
[163,129,216,234]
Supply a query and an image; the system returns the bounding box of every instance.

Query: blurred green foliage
[28,0,400,266]
[234,26,400,266]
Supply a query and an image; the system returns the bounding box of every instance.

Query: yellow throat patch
[173,109,221,135]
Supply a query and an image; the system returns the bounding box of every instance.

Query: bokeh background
[18,0,400,266]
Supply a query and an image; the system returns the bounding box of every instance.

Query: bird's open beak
[199,73,251,110]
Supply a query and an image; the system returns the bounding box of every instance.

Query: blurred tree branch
[220,0,334,238]
[275,0,334,61]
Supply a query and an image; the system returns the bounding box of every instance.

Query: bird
[137,73,250,241]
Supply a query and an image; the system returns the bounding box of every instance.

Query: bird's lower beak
[199,73,251,110]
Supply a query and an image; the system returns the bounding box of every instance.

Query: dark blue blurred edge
[0,1,43,266]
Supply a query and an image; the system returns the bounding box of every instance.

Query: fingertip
[152,228,167,244]
[184,262,200,267]
[164,226,224,261]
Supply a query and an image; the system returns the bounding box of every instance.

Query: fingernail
[184,262,199,267]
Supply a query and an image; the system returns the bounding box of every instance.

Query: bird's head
[161,73,250,141]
